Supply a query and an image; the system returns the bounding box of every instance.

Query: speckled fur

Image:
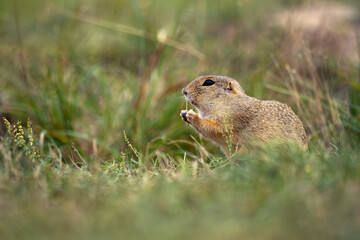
[180,75,308,155]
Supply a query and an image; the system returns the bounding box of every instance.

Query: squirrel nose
[182,88,187,96]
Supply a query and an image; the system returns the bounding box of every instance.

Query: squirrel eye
[202,79,215,86]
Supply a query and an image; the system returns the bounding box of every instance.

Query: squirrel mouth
[184,95,196,106]
[191,101,197,107]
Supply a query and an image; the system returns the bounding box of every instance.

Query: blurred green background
[0,0,360,239]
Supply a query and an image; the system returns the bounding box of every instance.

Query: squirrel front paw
[180,109,198,124]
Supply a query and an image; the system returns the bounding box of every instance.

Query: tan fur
[180,75,308,155]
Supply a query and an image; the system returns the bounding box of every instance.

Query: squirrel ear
[227,82,239,93]
[227,82,233,91]
[226,81,244,94]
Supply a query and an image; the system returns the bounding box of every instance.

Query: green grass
[1,0,360,239]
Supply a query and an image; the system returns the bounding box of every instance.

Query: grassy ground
[1,0,360,239]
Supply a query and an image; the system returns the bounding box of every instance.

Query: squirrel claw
[181,112,188,122]
[180,110,190,123]
[181,109,198,124]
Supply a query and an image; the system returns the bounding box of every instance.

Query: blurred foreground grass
[0,0,360,239]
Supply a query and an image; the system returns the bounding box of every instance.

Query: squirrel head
[182,75,247,117]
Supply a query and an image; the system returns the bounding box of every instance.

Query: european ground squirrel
[180,75,308,155]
